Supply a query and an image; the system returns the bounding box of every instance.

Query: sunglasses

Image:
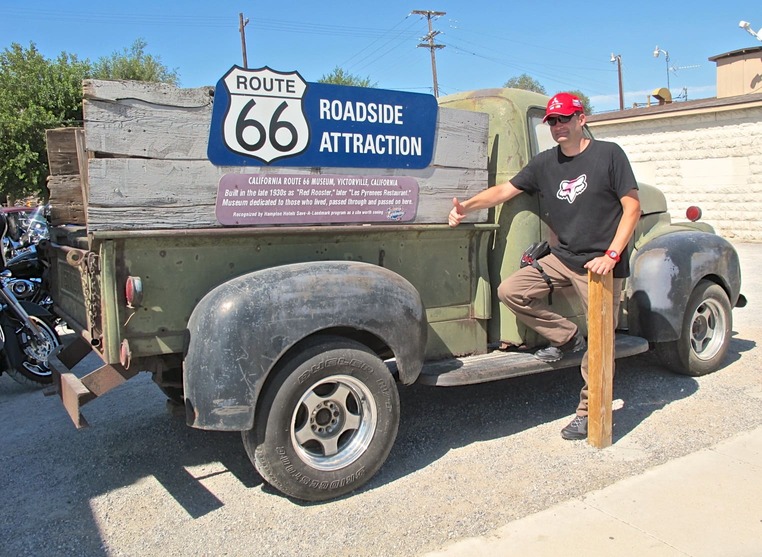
[546,113,577,126]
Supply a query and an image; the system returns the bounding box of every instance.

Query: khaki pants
[497,253,622,416]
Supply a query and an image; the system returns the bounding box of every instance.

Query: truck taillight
[120,339,131,368]
[125,276,143,308]
[686,206,702,222]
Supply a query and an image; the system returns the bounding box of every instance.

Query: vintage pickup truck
[43,79,744,501]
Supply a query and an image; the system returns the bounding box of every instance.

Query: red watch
[605,250,621,262]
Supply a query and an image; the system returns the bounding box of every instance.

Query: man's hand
[584,255,617,276]
[448,197,467,227]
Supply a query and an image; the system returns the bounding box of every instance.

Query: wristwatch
[605,250,621,262]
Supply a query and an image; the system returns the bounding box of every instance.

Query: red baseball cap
[543,92,585,122]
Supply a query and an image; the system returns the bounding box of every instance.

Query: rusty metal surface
[47,338,139,428]
[628,230,743,341]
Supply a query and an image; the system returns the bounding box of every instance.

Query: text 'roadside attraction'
[208,66,438,226]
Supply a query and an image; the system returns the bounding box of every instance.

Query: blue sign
[207,66,438,169]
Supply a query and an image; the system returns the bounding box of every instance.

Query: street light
[610,53,624,110]
[739,20,762,41]
[653,46,670,91]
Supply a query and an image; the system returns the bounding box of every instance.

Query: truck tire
[654,280,732,376]
[243,335,400,501]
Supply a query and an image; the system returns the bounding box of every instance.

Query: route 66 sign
[208,65,437,169]
[218,67,309,164]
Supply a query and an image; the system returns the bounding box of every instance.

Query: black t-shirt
[510,139,638,278]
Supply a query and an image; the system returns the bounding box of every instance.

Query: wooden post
[587,270,614,448]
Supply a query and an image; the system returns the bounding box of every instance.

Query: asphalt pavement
[425,240,762,557]
[0,242,760,557]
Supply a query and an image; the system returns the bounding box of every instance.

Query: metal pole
[239,12,250,69]
[612,54,624,110]
[413,10,446,97]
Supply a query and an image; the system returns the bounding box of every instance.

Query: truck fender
[627,231,742,342]
[183,260,427,431]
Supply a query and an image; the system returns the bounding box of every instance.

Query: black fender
[19,300,54,318]
[627,230,742,342]
[184,261,427,431]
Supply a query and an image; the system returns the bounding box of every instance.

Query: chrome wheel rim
[290,375,377,471]
[690,298,727,361]
[20,318,58,377]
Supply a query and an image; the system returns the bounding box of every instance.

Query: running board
[417,334,649,387]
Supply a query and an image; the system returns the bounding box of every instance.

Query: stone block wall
[589,106,762,242]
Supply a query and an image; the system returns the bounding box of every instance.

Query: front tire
[655,280,732,376]
[7,316,61,386]
[243,336,400,501]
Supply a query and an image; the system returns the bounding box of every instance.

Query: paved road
[0,243,759,557]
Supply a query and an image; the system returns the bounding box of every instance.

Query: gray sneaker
[561,415,588,440]
[534,333,586,363]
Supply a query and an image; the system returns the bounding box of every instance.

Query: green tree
[503,74,546,95]
[318,66,376,88]
[92,38,178,85]
[0,42,89,201]
[566,89,594,115]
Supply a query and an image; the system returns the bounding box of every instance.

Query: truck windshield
[528,108,555,156]
[528,108,595,157]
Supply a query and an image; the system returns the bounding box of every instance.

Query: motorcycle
[1,206,53,309]
[0,209,60,387]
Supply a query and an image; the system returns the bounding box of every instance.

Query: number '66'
[235,99,299,153]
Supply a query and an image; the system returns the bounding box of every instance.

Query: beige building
[587,46,762,242]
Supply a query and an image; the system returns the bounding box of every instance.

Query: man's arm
[584,189,641,275]
[448,181,524,227]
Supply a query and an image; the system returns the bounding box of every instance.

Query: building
[587,46,762,242]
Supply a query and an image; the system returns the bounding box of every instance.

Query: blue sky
[1,1,760,113]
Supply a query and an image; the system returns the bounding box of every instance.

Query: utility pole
[239,12,250,68]
[610,54,624,110]
[412,10,445,97]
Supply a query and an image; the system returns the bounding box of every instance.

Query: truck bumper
[46,337,138,428]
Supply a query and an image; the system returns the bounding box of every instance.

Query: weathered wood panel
[83,79,214,107]
[86,159,488,230]
[76,79,490,231]
[47,174,85,225]
[46,128,81,176]
[83,99,212,159]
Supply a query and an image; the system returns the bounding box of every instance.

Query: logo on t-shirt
[557,174,587,204]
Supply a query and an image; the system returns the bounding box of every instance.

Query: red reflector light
[120,339,131,368]
[125,276,143,308]
[686,206,702,222]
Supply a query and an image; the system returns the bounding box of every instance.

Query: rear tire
[243,335,400,501]
[655,280,732,376]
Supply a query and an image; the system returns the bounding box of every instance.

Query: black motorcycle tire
[7,316,61,387]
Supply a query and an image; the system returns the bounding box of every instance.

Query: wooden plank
[83,79,214,107]
[587,271,614,448]
[45,128,81,176]
[83,98,212,159]
[47,174,85,225]
[85,159,488,230]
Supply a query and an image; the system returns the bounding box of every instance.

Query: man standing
[448,92,641,440]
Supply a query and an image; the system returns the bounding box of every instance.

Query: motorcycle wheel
[7,316,61,387]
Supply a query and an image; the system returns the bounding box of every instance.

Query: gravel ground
[1,242,760,557]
